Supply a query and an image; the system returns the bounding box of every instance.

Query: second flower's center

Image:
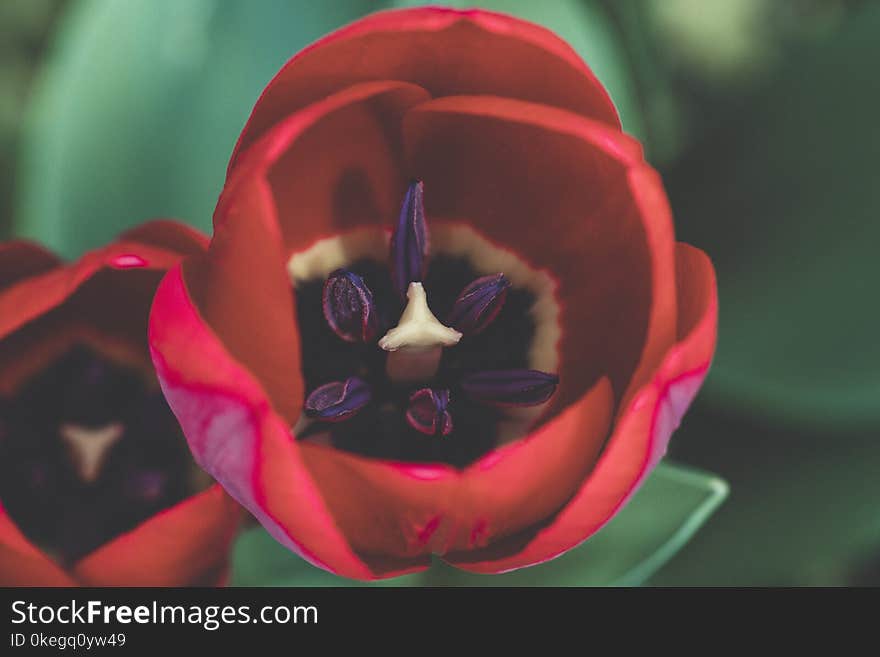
[292,180,559,467]
[0,344,204,565]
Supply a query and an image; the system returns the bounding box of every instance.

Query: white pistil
[59,422,124,484]
[379,282,462,383]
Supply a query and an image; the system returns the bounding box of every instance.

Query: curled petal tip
[447,273,510,335]
[322,269,379,343]
[305,377,372,422]
[391,180,428,297]
[406,388,453,436]
[461,369,559,407]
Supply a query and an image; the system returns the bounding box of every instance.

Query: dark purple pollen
[305,377,372,422]
[447,273,510,335]
[390,179,428,297]
[461,369,560,407]
[406,388,453,437]
[322,269,379,343]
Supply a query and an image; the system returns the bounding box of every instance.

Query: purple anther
[447,273,510,335]
[322,269,379,343]
[406,388,453,436]
[305,377,372,422]
[391,180,429,297]
[461,369,559,407]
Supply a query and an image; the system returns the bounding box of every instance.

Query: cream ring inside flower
[286,222,560,375]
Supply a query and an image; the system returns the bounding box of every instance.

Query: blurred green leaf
[668,3,880,428]
[424,461,727,586]
[16,0,377,258]
[230,527,429,588]
[657,407,880,585]
[231,461,727,586]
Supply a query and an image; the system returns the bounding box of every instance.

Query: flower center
[379,282,462,383]
[291,180,560,467]
[0,344,202,565]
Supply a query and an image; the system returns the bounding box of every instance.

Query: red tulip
[0,221,240,586]
[149,8,717,579]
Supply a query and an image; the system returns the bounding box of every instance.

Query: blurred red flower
[149,8,717,579]
[0,221,240,586]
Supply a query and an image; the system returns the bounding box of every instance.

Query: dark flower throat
[0,345,198,565]
[295,180,559,467]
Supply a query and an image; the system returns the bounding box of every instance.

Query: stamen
[447,273,510,335]
[406,388,453,436]
[322,269,379,343]
[304,377,371,422]
[59,422,125,483]
[379,282,462,383]
[461,369,560,407]
[390,180,429,297]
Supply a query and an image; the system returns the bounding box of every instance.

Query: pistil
[59,422,124,483]
[379,282,461,383]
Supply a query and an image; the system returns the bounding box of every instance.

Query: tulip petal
[447,243,717,572]
[0,238,190,342]
[183,178,304,423]
[202,82,430,422]
[119,219,209,257]
[297,377,612,559]
[0,232,200,395]
[222,80,430,256]
[297,443,456,560]
[0,506,76,586]
[403,95,677,421]
[229,7,619,170]
[450,376,614,549]
[0,241,61,288]
[73,485,240,586]
[149,265,378,579]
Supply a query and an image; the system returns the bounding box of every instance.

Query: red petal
[299,377,613,558]
[449,243,717,573]
[73,485,240,586]
[298,444,456,560]
[198,82,429,422]
[149,266,378,579]
[0,241,61,288]
[184,178,304,422]
[222,80,429,255]
[0,506,76,586]
[120,219,209,256]
[0,236,193,341]
[454,378,613,545]
[403,96,677,420]
[0,234,199,394]
[230,7,619,171]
